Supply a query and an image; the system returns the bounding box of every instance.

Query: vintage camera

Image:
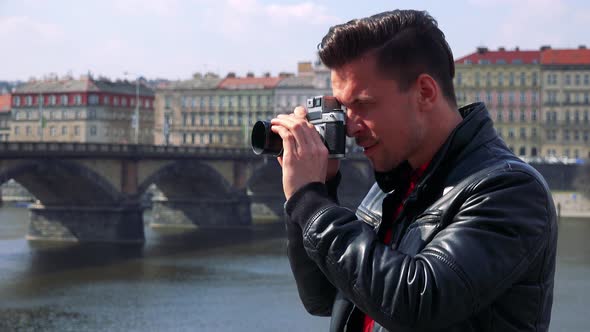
[251,96,346,159]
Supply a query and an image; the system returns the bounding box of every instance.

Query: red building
[10,76,155,144]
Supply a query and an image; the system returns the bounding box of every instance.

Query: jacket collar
[374,102,494,195]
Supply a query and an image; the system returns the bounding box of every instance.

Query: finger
[271,125,297,159]
[271,117,312,150]
[293,106,308,119]
[277,156,284,168]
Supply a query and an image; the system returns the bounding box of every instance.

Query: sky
[1,0,589,82]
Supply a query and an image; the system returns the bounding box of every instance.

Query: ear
[416,74,438,109]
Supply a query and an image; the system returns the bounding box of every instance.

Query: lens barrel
[251,120,283,156]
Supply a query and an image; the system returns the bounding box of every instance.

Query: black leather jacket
[284,103,557,332]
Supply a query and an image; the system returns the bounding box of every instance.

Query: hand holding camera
[251,96,346,200]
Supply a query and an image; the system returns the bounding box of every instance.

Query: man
[270,9,557,332]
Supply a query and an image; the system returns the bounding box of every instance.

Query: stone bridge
[0,142,373,243]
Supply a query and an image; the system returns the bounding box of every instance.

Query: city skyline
[1,0,590,81]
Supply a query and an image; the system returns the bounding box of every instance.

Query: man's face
[332,54,424,172]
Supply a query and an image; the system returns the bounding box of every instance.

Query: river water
[0,205,588,331]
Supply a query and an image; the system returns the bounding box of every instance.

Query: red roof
[455,49,540,65]
[0,94,11,113]
[218,77,282,90]
[541,49,590,65]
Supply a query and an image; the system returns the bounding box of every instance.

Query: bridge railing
[0,142,369,160]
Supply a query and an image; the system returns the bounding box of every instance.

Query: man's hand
[271,107,340,200]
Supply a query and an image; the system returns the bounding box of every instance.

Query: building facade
[0,94,11,141]
[540,48,590,160]
[154,61,332,148]
[455,47,543,158]
[10,76,155,144]
[154,74,279,147]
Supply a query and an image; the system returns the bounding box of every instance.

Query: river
[0,205,588,331]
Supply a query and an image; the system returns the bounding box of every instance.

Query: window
[14,126,19,135]
[531,127,537,137]
[74,126,80,136]
[520,72,526,85]
[564,129,570,141]
[74,95,82,105]
[62,126,67,135]
[183,133,187,144]
[565,74,571,85]
[25,126,31,136]
[509,110,514,122]
[50,126,56,136]
[49,95,56,105]
[497,93,503,106]
[575,74,581,86]
[113,97,119,106]
[574,130,580,141]
[498,72,504,86]
[509,72,514,86]
[532,72,538,86]
[519,147,526,156]
[89,94,99,105]
[103,95,110,105]
[90,125,97,136]
[121,97,127,106]
[60,94,68,105]
[520,127,526,138]
[520,110,525,122]
[520,92,526,104]
[26,96,32,106]
[508,128,515,138]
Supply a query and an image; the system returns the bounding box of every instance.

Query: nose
[345,108,362,138]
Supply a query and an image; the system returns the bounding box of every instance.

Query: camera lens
[251,120,283,156]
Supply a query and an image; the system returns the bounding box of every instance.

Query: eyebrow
[344,95,376,106]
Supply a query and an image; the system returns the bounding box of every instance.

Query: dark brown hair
[318,10,457,105]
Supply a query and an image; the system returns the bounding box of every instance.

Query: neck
[408,106,463,169]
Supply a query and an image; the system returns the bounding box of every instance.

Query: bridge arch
[0,159,123,205]
[138,160,234,198]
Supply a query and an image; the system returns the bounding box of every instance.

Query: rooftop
[455,47,540,65]
[541,48,590,65]
[14,78,154,96]
[218,77,283,90]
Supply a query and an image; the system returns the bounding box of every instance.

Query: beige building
[154,73,281,147]
[10,76,155,144]
[455,47,543,158]
[540,47,590,160]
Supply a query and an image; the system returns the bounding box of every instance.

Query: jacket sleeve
[285,172,341,316]
[285,168,556,331]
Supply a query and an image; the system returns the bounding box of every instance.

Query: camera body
[251,96,347,159]
[305,96,347,159]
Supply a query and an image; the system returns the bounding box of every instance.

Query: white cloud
[265,2,339,25]
[112,0,182,17]
[0,16,65,43]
